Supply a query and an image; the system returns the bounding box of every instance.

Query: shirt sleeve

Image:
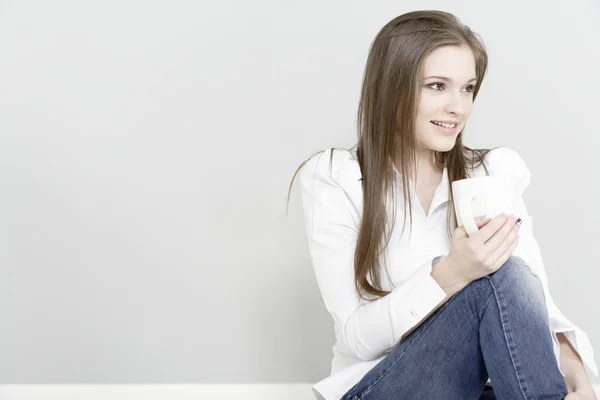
[488,148,599,379]
[298,149,447,362]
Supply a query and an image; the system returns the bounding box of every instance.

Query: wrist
[573,386,597,399]
[568,373,594,396]
[431,255,469,296]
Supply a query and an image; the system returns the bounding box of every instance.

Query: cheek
[416,96,437,118]
[461,103,473,119]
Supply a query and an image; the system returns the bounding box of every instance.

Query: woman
[288,10,598,400]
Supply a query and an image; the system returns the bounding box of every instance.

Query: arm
[299,149,448,361]
[558,332,597,397]
[399,256,470,340]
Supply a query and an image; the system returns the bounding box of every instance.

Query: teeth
[432,121,456,128]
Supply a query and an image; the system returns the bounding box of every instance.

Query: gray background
[0,0,598,385]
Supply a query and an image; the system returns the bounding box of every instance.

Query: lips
[431,121,458,127]
[430,120,459,135]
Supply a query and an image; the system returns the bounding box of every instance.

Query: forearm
[400,257,468,341]
[401,257,469,340]
[557,332,594,395]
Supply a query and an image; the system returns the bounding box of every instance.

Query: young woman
[288,10,598,400]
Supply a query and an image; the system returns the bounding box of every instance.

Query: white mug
[451,176,515,236]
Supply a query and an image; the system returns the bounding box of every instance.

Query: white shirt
[298,144,598,400]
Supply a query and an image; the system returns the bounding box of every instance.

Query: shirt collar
[392,162,450,187]
[392,162,451,212]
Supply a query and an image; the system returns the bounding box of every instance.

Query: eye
[427,82,476,93]
[428,82,445,90]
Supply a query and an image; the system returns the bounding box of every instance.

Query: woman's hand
[564,391,597,400]
[444,213,521,284]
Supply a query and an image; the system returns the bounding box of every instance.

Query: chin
[428,139,457,153]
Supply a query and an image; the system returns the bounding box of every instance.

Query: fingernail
[516,218,522,226]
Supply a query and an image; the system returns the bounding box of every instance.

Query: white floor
[0,384,598,399]
[0,385,314,400]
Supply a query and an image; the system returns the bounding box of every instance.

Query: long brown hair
[287,10,496,301]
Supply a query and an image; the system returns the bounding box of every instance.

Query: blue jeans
[342,256,568,400]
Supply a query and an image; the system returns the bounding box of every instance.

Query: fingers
[482,214,518,255]
[471,213,511,246]
[488,221,520,267]
[455,216,490,240]
[474,216,492,229]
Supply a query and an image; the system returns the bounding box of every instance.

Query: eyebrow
[425,76,477,83]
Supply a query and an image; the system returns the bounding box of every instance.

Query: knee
[489,255,535,283]
[485,255,547,312]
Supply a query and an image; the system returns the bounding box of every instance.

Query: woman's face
[414,45,477,155]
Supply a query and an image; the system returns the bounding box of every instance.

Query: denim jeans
[342,256,568,400]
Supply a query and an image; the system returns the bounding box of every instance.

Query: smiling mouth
[431,121,458,128]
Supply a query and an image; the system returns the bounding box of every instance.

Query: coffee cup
[451,176,514,236]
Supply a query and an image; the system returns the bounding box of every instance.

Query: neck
[394,149,442,179]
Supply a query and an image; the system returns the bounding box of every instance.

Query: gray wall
[0,0,598,384]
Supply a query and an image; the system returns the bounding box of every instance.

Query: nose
[444,90,467,116]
